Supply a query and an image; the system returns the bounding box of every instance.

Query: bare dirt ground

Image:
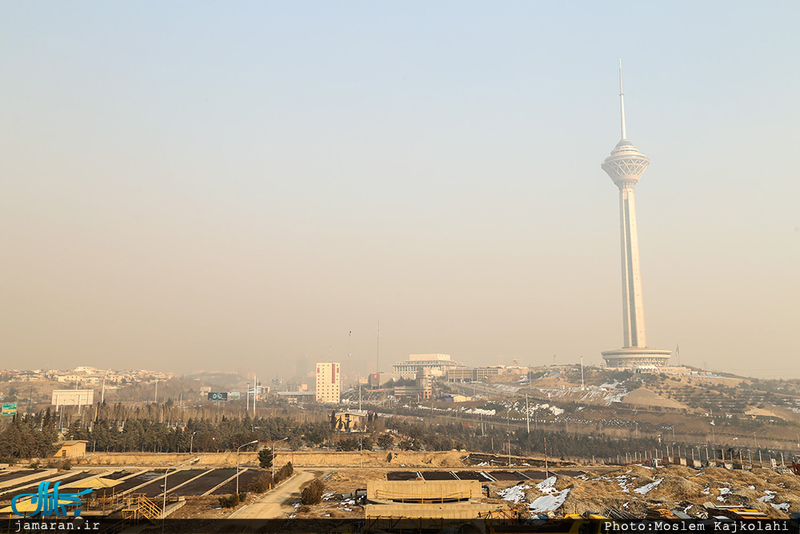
[229,470,318,519]
[290,464,800,520]
[483,465,800,519]
[169,471,320,520]
[65,450,468,469]
[59,452,799,520]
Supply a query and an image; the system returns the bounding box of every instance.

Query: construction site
[0,449,798,533]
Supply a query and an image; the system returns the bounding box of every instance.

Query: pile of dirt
[647,474,703,501]
[506,465,798,519]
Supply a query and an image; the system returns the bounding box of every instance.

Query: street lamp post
[162,457,199,534]
[236,440,259,495]
[189,431,197,455]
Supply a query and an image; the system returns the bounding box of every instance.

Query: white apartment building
[315,362,341,404]
[392,354,463,379]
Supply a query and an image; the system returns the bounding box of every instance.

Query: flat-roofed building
[53,440,88,458]
[446,367,475,382]
[334,410,368,432]
[315,362,341,404]
[392,354,463,379]
[446,366,502,382]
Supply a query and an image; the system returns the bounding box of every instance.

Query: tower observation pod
[600,61,672,369]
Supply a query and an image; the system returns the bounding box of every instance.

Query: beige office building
[315,362,341,404]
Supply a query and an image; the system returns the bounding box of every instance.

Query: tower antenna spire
[619,58,627,140]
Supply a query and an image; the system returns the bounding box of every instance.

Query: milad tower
[600,62,671,369]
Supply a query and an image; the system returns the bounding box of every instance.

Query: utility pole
[580,356,585,390]
[376,321,380,376]
[526,394,530,434]
[154,380,158,404]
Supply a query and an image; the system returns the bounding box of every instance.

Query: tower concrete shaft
[617,183,646,348]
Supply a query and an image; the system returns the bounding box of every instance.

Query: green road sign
[2,403,17,415]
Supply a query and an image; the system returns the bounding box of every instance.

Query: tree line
[1,405,773,462]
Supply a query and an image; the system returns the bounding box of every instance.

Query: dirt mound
[525,464,800,519]
[724,487,760,505]
[648,475,703,501]
[623,465,659,478]
[721,470,768,487]
[773,474,800,491]
[662,465,697,479]
[699,466,729,478]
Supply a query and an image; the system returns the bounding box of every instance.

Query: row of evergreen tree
[1,407,766,462]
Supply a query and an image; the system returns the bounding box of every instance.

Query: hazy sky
[1,2,798,379]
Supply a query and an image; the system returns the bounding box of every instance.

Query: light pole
[162,457,199,534]
[721,437,738,468]
[189,431,197,455]
[236,440,259,495]
[272,437,289,481]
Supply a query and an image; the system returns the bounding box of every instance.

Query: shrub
[300,479,324,505]
[377,434,394,450]
[337,437,359,451]
[61,460,72,470]
[274,462,293,484]
[248,473,273,494]
[218,494,239,508]
[218,493,247,508]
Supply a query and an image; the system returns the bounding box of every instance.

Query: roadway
[228,469,319,519]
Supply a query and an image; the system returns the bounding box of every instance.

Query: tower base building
[601,348,672,368]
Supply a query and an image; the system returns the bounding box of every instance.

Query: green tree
[258,448,274,469]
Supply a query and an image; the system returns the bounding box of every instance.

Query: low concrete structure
[367,479,482,503]
[54,440,88,458]
[365,503,508,519]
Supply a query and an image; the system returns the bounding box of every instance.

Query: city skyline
[1,3,798,379]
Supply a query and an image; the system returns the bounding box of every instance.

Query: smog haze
[1,2,798,379]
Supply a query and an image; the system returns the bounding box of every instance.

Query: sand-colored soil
[63,450,468,469]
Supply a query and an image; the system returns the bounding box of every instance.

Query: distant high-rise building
[315,362,341,404]
[601,62,672,369]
